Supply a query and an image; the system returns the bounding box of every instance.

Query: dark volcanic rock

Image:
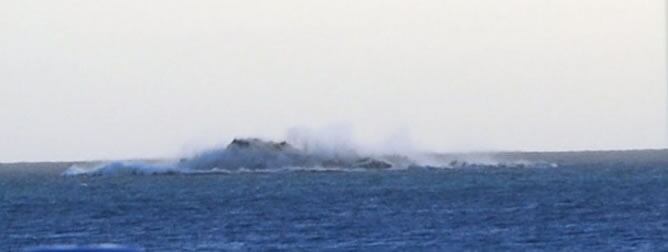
[227,138,296,152]
[181,138,396,170]
[353,158,393,169]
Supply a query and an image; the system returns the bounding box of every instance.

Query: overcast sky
[0,0,666,162]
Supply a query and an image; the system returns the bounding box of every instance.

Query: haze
[0,0,665,162]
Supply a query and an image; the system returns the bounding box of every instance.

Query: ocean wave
[25,244,142,252]
[63,163,377,176]
[63,162,183,176]
[63,138,556,176]
[62,161,554,176]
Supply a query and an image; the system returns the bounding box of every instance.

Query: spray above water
[64,129,553,176]
[64,138,399,176]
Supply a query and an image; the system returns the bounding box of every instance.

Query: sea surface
[2,160,668,251]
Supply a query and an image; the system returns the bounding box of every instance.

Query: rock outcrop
[181,138,395,170]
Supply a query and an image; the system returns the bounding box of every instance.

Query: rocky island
[180,138,396,170]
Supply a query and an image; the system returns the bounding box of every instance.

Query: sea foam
[63,138,551,176]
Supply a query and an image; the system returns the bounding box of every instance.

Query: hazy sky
[1,0,666,162]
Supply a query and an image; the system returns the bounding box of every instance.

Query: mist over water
[63,127,545,176]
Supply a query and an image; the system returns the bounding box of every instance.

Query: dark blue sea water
[2,164,668,251]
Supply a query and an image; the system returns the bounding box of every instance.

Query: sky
[0,0,666,162]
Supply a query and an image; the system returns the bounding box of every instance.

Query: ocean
[2,150,668,251]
